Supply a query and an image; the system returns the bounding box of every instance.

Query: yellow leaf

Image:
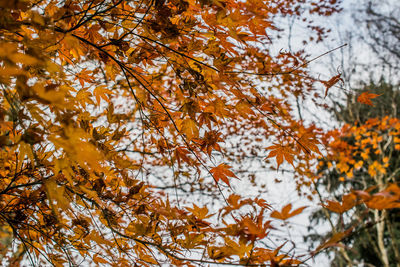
[31,11,45,26]
[93,85,112,105]
[235,100,254,117]
[180,118,199,140]
[18,141,35,164]
[9,53,39,65]
[32,83,66,106]
[45,179,70,211]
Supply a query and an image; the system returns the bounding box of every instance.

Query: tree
[303,1,400,265]
[0,0,343,266]
[330,80,400,124]
[360,0,400,72]
[306,80,400,267]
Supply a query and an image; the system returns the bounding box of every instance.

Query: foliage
[331,80,400,124]
[302,1,400,265]
[307,81,400,267]
[0,0,348,266]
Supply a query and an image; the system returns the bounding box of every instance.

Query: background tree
[307,81,400,267]
[361,0,400,72]
[0,0,344,266]
[305,1,400,265]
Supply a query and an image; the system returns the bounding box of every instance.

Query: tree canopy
[4,0,392,266]
[304,2,400,264]
[310,105,400,267]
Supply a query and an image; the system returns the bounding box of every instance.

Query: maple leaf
[266,144,295,169]
[323,193,358,213]
[363,184,400,210]
[210,163,237,186]
[297,132,320,154]
[0,0,345,264]
[315,228,353,253]
[241,216,268,240]
[270,204,307,220]
[198,130,223,156]
[175,146,192,166]
[321,74,343,98]
[75,68,94,87]
[93,86,112,105]
[180,118,199,140]
[357,91,381,106]
[186,204,212,220]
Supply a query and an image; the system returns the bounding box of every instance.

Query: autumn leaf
[186,204,212,220]
[323,193,358,213]
[357,91,382,106]
[241,216,268,240]
[224,237,252,258]
[180,118,199,140]
[270,204,307,220]
[93,254,109,265]
[0,0,344,265]
[93,85,112,105]
[297,132,320,154]
[210,163,237,186]
[364,184,400,210]
[322,74,343,98]
[315,228,353,253]
[175,146,191,166]
[266,144,295,168]
[235,100,254,118]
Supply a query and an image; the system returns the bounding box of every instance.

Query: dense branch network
[0,0,345,265]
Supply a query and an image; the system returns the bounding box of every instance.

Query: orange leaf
[93,85,112,105]
[210,163,237,186]
[322,74,343,98]
[175,147,191,166]
[297,132,320,154]
[93,254,109,264]
[186,204,211,220]
[270,204,307,220]
[357,92,381,106]
[266,144,295,169]
[242,216,268,240]
[364,184,400,210]
[315,228,353,253]
[323,193,357,213]
[180,118,199,140]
